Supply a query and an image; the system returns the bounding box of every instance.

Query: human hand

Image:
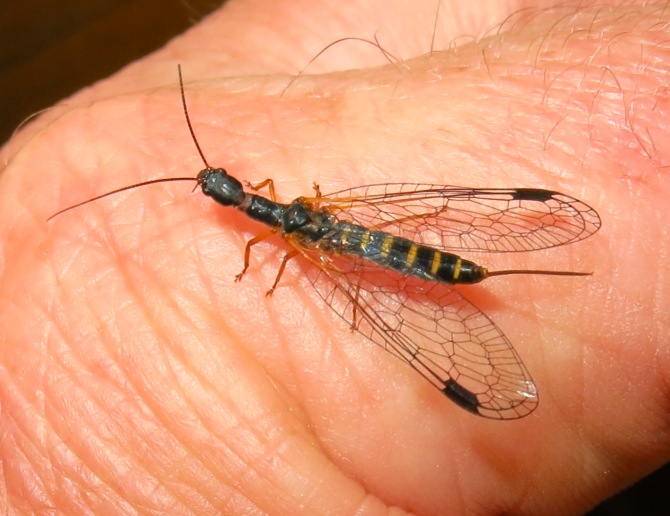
[1,1,668,513]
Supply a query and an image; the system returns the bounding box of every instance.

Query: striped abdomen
[320,222,488,284]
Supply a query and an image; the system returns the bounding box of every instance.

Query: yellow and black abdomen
[321,222,489,285]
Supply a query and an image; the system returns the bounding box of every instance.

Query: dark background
[2,1,667,513]
[0,0,220,144]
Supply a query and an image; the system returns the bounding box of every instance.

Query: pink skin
[1,0,669,513]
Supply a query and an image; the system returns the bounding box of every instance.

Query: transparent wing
[301,252,538,419]
[305,183,601,253]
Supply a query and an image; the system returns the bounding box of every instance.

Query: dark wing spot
[510,188,556,202]
[442,379,480,415]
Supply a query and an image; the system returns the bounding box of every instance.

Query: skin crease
[1,0,669,513]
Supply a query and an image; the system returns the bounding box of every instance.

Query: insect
[50,66,601,420]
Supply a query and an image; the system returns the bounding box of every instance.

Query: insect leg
[244,179,277,202]
[267,250,300,296]
[236,230,277,282]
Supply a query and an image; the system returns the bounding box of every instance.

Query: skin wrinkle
[148,251,362,512]
[125,317,247,485]
[2,390,49,506]
[299,304,375,410]
[140,365,252,508]
[124,343,225,503]
[43,300,137,506]
[45,389,141,510]
[57,232,241,509]
[57,344,184,510]
[1,1,669,514]
[264,284,322,405]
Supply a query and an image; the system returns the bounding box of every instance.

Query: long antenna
[47,177,198,220]
[178,64,211,169]
[48,66,205,221]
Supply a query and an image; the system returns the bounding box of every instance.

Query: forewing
[302,253,538,419]
[309,183,601,253]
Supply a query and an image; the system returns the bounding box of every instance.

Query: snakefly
[50,66,601,420]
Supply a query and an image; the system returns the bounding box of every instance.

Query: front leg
[244,178,277,202]
[235,230,276,282]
